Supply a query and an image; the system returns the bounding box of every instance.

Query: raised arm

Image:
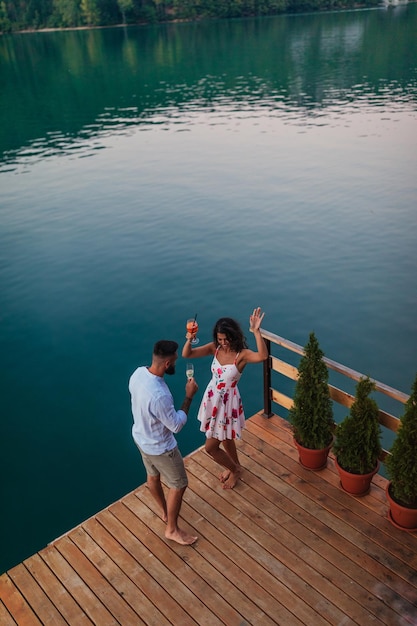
[182,334,215,359]
[238,307,268,367]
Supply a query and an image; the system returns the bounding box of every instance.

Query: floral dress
[197,348,245,441]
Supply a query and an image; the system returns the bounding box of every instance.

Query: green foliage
[3,0,53,30]
[50,0,81,28]
[0,0,12,32]
[0,0,380,32]
[117,0,134,24]
[333,377,382,475]
[385,373,417,507]
[288,331,334,450]
[81,0,101,25]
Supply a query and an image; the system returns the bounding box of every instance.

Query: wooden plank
[181,476,333,625]
[271,388,294,410]
[97,506,201,625]
[234,438,417,622]
[250,412,395,507]
[0,598,18,626]
[8,563,68,625]
[270,355,298,380]
[75,520,171,626]
[23,553,94,626]
[40,545,119,625]
[54,535,144,625]
[324,356,410,403]
[244,417,417,577]
[244,419,417,568]
[133,485,290,626]
[112,497,242,626]
[329,385,400,432]
[105,494,226,626]
[189,452,411,626]
[259,329,305,357]
[1,412,416,626]
[84,513,198,626]
[241,426,417,618]
[181,460,316,624]
[248,413,388,511]
[183,462,352,625]
[135,485,304,626]
[238,440,415,604]
[69,526,164,626]
[0,574,43,626]
[246,416,417,556]
[329,384,354,407]
[377,409,401,432]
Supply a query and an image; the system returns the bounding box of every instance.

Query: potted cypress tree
[288,332,334,470]
[333,376,382,496]
[385,372,417,530]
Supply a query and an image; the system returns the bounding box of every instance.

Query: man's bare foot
[165,528,198,545]
[222,469,241,490]
[161,512,168,523]
[219,469,231,483]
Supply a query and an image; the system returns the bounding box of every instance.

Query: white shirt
[129,366,187,455]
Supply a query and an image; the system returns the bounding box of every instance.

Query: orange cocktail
[186,318,199,344]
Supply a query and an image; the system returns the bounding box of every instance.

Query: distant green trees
[0,1,12,32]
[0,0,380,33]
[51,0,82,27]
[2,0,52,31]
[118,0,134,24]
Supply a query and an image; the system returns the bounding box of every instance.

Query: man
[129,340,199,545]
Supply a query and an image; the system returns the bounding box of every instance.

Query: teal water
[1,5,416,574]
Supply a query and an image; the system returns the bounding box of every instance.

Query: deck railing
[258,329,410,461]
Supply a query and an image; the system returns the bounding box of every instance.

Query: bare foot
[219,470,231,483]
[222,469,241,490]
[165,528,198,545]
[161,512,168,523]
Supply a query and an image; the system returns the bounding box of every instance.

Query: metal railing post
[262,338,273,418]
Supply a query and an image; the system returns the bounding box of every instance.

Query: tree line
[0,0,379,33]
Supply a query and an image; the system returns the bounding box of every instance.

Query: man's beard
[166,365,176,375]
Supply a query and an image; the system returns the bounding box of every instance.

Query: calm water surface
[1,5,416,573]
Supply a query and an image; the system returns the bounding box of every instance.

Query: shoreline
[4,2,411,36]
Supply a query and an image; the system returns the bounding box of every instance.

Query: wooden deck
[1,413,416,626]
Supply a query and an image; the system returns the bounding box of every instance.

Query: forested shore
[1,0,381,34]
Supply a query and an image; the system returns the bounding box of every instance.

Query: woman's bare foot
[165,527,198,545]
[222,468,241,490]
[219,469,231,483]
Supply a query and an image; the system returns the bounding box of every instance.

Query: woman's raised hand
[249,307,265,331]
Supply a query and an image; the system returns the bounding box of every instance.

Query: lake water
[1,4,416,574]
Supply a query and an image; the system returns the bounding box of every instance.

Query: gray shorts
[137,445,188,489]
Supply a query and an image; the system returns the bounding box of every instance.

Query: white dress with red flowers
[197,349,245,441]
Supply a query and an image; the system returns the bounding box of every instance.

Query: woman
[182,307,267,489]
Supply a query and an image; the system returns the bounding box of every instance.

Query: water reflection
[1,6,416,576]
[1,6,416,172]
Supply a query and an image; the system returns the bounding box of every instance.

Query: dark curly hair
[212,317,248,352]
[153,340,178,357]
